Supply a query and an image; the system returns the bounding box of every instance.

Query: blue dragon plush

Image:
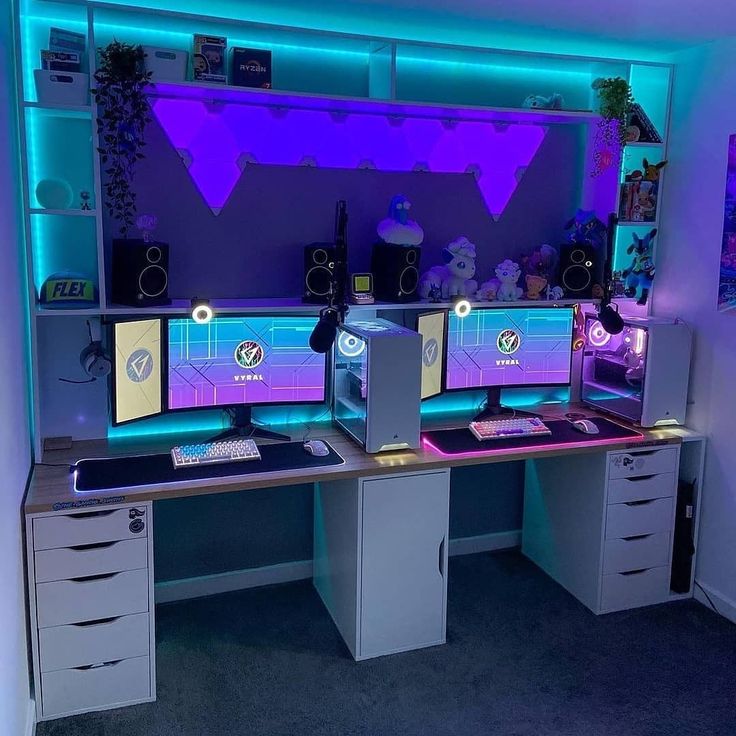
[622,229,657,305]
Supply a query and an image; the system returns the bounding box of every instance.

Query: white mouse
[304,440,330,457]
[572,419,600,435]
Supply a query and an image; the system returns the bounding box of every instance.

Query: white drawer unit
[605,497,675,540]
[607,473,676,504]
[603,532,671,574]
[34,538,148,583]
[600,566,671,613]
[523,443,685,616]
[27,502,155,721]
[41,656,151,719]
[36,569,150,628]
[33,507,148,550]
[39,613,150,672]
[608,447,678,479]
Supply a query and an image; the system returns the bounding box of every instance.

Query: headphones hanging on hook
[60,319,111,384]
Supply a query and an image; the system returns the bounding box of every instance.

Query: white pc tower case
[581,315,692,427]
[333,319,422,453]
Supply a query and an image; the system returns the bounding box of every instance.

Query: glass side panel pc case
[581,315,692,427]
[333,318,422,453]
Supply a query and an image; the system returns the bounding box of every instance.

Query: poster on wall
[718,134,736,311]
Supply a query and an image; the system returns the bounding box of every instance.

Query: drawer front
[35,538,148,583]
[41,655,151,718]
[607,473,676,505]
[601,566,671,612]
[36,569,149,628]
[603,532,671,574]
[608,447,678,479]
[605,497,674,540]
[39,613,150,673]
[34,508,148,551]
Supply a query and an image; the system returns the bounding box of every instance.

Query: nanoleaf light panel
[149,87,549,218]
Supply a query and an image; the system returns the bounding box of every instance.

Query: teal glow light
[397,55,591,79]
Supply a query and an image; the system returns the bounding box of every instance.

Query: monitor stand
[473,388,542,422]
[210,407,290,443]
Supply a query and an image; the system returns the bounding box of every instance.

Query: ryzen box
[231,47,272,88]
[193,34,227,83]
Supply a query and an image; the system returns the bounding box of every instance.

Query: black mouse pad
[74,440,345,492]
[422,418,643,456]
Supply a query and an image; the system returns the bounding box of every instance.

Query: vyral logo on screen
[126,349,154,383]
[423,338,439,367]
[234,340,265,382]
[496,329,521,366]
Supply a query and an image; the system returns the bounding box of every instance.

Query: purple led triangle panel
[150,95,548,218]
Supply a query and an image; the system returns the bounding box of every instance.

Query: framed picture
[718,134,736,312]
[619,179,658,223]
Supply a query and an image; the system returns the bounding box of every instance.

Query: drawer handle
[621,534,652,542]
[623,475,656,483]
[624,499,656,507]
[76,659,123,671]
[69,572,119,583]
[72,617,120,628]
[69,541,117,551]
[68,510,116,519]
[620,569,649,576]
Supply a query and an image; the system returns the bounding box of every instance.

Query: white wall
[0,3,33,734]
[654,37,736,621]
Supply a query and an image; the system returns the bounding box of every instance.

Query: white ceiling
[330,0,736,53]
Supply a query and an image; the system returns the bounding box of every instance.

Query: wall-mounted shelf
[29,208,96,217]
[23,101,92,117]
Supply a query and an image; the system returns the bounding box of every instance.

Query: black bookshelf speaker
[111,240,170,307]
[303,243,336,303]
[558,243,603,298]
[371,243,421,302]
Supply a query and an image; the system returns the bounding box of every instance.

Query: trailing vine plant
[590,77,633,178]
[93,41,152,237]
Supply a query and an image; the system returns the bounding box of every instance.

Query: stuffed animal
[525,274,547,300]
[495,259,523,301]
[622,229,657,305]
[477,279,500,301]
[522,93,564,110]
[564,209,607,250]
[417,236,478,300]
[546,285,565,301]
[377,194,424,246]
[642,158,667,182]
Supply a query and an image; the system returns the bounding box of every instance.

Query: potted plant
[590,76,633,177]
[93,41,152,236]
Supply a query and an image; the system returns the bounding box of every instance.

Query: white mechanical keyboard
[469,417,551,441]
[171,438,261,469]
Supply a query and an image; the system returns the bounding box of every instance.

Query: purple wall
[104,117,584,300]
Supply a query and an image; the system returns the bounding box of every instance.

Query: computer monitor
[416,311,446,400]
[445,306,574,419]
[112,318,163,425]
[167,315,327,439]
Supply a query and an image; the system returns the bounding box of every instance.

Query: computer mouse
[571,419,600,435]
[304,440,330,457]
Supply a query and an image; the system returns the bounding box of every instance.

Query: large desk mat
[422,418,643,457]
[74,440,344,492]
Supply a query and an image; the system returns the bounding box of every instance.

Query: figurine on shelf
[521,243,559,284]
[418,236,478,300]
[622,228,657,306]
[643,158,668,182]
[546,285,565,301]
[525,274,547,300]
[522,93,564,110]
[136,213,158,243]
[564,209,607,250]
[80,191,91,211]
[495,259,523,301]
[477,278,500,302]
[376,195,424,246]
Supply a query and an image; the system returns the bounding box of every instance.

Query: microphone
[310,200,349,353]
[309,306,340,354]
[596,212,624,335]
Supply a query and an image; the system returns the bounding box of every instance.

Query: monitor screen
[167,316,326,410]
[113,319,163,424]
[445,307,574,390]
[416,311,445,400]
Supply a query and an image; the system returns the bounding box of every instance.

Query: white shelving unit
[14,0,673,450]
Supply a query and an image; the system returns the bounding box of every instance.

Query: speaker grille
[138,264,168,298]
[305,266,333,297]
[399,266,419,295]
[562,264,592,293]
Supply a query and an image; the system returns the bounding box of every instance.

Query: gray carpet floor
[38,551,736,736]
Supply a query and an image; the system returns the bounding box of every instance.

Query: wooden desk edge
[25,419,685,515]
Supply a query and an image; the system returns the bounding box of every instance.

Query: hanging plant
[590,77,633,178]
[92,41,152,237]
